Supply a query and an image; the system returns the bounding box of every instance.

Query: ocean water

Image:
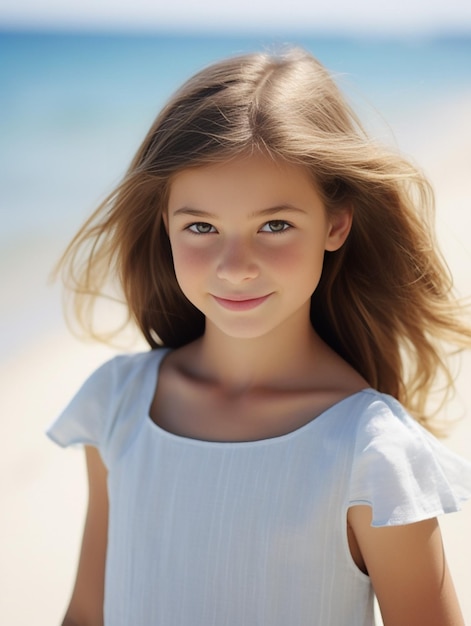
[1,31,471,243]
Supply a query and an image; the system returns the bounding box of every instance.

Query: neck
[192,311,328,394]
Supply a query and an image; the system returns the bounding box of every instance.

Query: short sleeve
[349,393,471,527]
[46,356,121,452]
[46,349,167,467]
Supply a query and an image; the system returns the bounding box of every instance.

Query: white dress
[47,349,471,625]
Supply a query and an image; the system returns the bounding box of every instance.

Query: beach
[1,35,470,624]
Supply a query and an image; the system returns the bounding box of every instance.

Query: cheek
[264,240,325,275]
[267,241,326,299]
[174,244,214,268]
[170,241,213,287]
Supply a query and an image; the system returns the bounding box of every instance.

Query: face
[165,154,351,341]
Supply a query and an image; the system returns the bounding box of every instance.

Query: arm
[348,505,464,626]
[61,446,108,626]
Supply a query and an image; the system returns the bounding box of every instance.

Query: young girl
[48,48,471,625]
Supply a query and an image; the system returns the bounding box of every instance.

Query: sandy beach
[1,93,470,624]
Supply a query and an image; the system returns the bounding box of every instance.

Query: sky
[1,0,471,35]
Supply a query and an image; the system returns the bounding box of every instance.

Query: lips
[212,294,271,311]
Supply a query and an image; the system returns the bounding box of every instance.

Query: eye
[187,222,216,234]
[260,220,291,233]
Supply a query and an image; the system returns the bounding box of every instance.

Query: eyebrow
[172,204,307,218]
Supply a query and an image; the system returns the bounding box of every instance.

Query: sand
[1,94,470,625]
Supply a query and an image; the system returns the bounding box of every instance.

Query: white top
[47,349,471,626]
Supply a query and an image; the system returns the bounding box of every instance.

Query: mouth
[212,294,271,311]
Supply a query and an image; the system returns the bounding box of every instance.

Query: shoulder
[347,389,435,469]
[323,388,410,442]
[99,348,168,379]
[64,349,168,413]
[348,390,443,459]
[81,348,170,397]
[334,388,419,437]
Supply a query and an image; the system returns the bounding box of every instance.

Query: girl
[48,48,471,625]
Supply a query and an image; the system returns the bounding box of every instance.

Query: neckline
[144,348,374,448]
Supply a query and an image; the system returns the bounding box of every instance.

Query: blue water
[1,31,471,243]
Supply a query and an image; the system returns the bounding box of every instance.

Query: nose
[216,238,259,284]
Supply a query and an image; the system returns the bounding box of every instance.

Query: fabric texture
[47,349,471,626]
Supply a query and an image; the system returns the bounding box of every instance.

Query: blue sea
[0,31,470,355]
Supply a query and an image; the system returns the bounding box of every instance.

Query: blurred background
[1,1,470,624]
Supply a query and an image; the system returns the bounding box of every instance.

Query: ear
[325,205,353,252]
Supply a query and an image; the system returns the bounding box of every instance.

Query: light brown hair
[56,48,470,432]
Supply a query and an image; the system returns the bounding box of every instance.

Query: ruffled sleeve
[348,392,471,527]
[46,350,167,467]
[46,356,122,453]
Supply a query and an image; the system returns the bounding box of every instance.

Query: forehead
[168,154,322,210]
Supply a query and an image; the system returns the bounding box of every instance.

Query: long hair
[56,48,470,432]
